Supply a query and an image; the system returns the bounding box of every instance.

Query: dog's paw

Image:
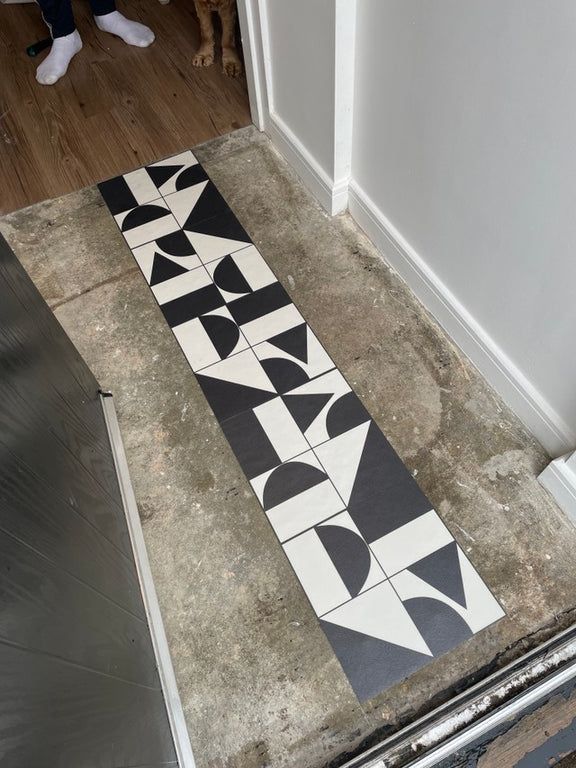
[193,49,214,67]
[222,50,242,77]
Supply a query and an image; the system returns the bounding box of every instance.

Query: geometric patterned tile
[195,349,276,423]
[249,397,310,465]
[320,600,433,701]
[251,451,346,542]
[391,545,505,637]
[145,150,207,196]
[283,527,352,615]
[151,268,212,306]
[322,581,432,656]
[172,306,249,372]
[99,149,505,704]
[114,199,179,249]
[253,322,336,393]
[206,245,277,302]
[159,272,225,329]
[369,510,453,578]
[227,283,304,346]
[131,234,201,283]
[281,369,353,447]
[283,510,386,615]
[220,408,283,481]
[316,420,432,542]
[185,210,252,265]
[99,168,157,215]
[165,180,230,230]
[316,511,385,598]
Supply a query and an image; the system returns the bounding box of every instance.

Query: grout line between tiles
[278,505,348,546]
[319,577,396,622]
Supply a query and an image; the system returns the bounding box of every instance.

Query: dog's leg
[192,1,215,67]
[219,1,242,77]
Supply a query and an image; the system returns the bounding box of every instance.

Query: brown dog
[192,0,242,77]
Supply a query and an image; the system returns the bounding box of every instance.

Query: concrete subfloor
[3,126,576,768]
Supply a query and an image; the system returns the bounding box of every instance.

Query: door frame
[237,0,357,215]
[237,0,268,131]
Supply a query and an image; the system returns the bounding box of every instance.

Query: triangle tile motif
[282,392,333,433]
[146,164,185,189]
[150,253,189,286]
[409,541,467,609]
[269,323,309,363]
[98,149,505,703]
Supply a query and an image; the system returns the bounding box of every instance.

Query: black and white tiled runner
[99,150,504,702]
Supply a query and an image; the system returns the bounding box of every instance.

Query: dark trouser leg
[36,0,76,38]
[89,0,116,18]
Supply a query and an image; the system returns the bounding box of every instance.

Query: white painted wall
[350,0,576,456]
[263,0,335,177]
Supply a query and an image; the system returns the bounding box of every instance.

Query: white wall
[264,0,335,177]
[350,0,576,456]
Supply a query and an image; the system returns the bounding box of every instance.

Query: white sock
[94,11,155,47]
[36,30,83,86]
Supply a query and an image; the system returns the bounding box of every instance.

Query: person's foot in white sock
[95,11,155,47]
[36,30,82,86]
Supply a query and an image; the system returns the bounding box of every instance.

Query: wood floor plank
[0,0,251,213]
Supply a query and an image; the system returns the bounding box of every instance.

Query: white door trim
[237,0,267,130]
[539,451,576,524]
[333,0,356,198]
[240,0,356,215]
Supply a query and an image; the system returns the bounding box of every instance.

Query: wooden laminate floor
[0,0,251,214]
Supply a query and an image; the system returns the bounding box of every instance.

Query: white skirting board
[265,113,349,216]
[539,453,576,525]
[347,181,576,459]
[101,393,196,768]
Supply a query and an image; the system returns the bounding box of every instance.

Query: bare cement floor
[3,127,576,768]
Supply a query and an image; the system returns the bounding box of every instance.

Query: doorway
[0,0,252,214]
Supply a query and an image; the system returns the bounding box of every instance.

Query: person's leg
[91,0,155,47]
[37,0,76,37]
[35,0,83,85]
